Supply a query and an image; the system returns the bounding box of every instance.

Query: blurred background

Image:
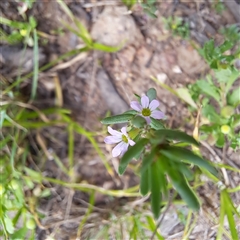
[1,1,240,239]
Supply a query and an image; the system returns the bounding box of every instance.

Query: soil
[1,1,240,239]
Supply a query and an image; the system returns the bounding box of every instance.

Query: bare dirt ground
[1,1,240,239]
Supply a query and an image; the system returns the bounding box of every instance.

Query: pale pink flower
[130,95,165,124]
[104,126,135,157]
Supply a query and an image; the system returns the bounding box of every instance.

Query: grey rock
[97,69,128,115]
[0,45,46,77]
[91,6,143,49]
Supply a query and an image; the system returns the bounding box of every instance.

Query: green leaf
[202,39,215,62]
[92,42,121,52]
[31,29,39,100]
[216,133,225,148]
[101,114,133,124]
[146,216,164,240]
[202,105,225,124]
[24,167,42,182]
[4,215,15,234]
[222,190,239,240]
[176,88,198,109]
[118,138,149,175]
[219,40,234,53]
[196,79,220,102]
[74,18,92,46]
[161,146,218,176]
[176,162,194,181]
[167,169,200,211]
[122,0,137,8]
[156,157,168,196]
[147,88,157,101]
[131,116,146,128]
[10,227,28,239]
[134,93,141,101]
[232,114,240,128]
[150,161,162,219]
[150,118,165,130]
[140,149,156,174]
[227,86,240,107]
[154,129,199,146]
[140,165,150,196]
[122,110,138,115]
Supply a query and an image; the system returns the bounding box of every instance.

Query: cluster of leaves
[1,16,37,46]
[162,16,190,39]
[102,88,218,219]
[189,39,240,149]
[212,0,226,14]
[122,0,158,18]
[0,105,50,239]
[220,25,240,45]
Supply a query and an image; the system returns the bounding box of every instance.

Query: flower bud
[221,125,231,134]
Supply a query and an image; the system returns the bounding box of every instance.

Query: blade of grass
[68,123,74,174]
[52,154,70,177]
[3,120,66,128]
[216,191,226,240]
[10,131,19,174]
[24,175,140,197]
[0,110,7,128]
[31,29,39,100]
[70,120,114,177]
[3,47,89,95]
[4,114,27,132]
[56,0,74,20]
[182,210,193,237]
[223,191,239,240]
[227,185,240,193]
[77,191,95,239]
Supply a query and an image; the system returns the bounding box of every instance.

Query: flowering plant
[101,88,218,219]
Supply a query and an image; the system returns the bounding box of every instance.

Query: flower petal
[104,136,122,144]
[141,95,149,108]
[151,110,165,119]
[129,139,135,146]
[130,101,142,112]
[149,99,160,111]
[121,127,127,135]
[112,141,125,157]
[108,126,122,136]
[120,143,129,157]
[145,116,151,124]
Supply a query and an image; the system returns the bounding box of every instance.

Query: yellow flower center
[221,125,230,134]
[142,108,151,117]
[122,135,128,143]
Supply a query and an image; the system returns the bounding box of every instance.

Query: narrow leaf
[118,138,149,175]
[150,118,165,130]
[31,29,39,100]
[123,110,138,115]
[101,114,133,124]
[156,157,168,196]
[140,166,150,196]
[167,169,200,211]
[150,161,162,219]
[161,146,218,176]
[155,129,199,146]
[223,191,239,240]
[141,149,156,174]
